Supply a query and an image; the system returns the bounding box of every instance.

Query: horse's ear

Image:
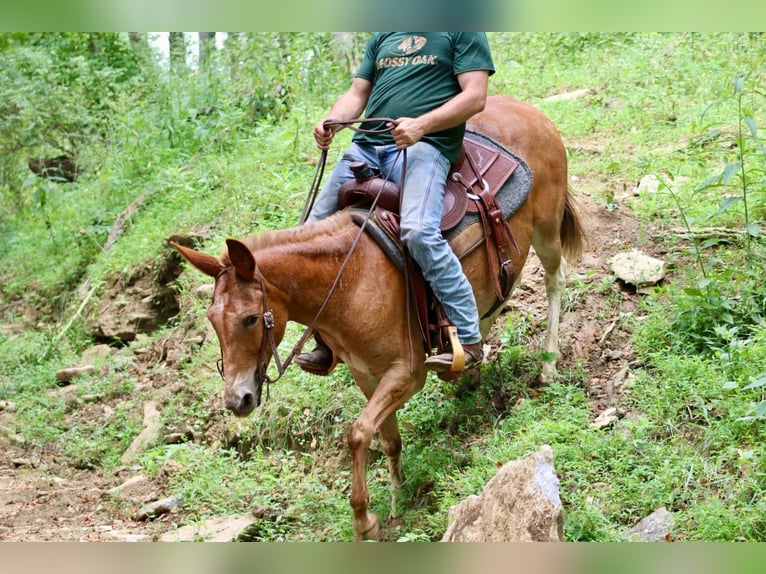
[225,238,256,281]
[171,241,224,278]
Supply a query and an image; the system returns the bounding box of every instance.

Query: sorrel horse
[172,95,583,541]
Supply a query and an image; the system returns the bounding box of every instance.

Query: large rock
[442,445,564,542]
[609,250,666,287]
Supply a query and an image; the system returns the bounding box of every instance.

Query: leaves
[712,195,742,218]
[744,116,757,138]
[742,373,766,391]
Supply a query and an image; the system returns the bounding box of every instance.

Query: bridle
[216,117,410,401]
[215,268,286,404]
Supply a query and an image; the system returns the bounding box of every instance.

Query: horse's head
[172,239,286,417]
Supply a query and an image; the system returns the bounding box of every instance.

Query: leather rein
[218,118,405,399]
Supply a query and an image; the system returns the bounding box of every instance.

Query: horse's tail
[560,187,585,262]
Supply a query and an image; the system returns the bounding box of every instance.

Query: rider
[297,32,495,374]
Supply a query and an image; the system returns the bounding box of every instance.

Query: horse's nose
[240,392,254,411]
[225,391,256,417]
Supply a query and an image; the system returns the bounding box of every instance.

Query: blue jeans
[308,141,481,344]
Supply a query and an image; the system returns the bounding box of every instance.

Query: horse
[172,95,584,541]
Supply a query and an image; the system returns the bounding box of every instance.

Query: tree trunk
[169,32,186,70]
[198,32,216,67]
[129,32,147,46]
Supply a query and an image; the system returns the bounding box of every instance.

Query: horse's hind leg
[532,229,568,383]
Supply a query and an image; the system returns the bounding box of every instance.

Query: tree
[169,32,186,70]
[198,32,215,67]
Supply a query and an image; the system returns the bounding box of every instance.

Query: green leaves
[742,373,766,392]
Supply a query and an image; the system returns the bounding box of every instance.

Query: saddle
[341,133,525,363]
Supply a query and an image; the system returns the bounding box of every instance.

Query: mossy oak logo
[376,36,436,70]
[396,36,427,55]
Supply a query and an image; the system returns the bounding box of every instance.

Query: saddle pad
[443,131,534,238]
[441,130,520,230]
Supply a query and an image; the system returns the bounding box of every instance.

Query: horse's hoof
[355,513,380,541]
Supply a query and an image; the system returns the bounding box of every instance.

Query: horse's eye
[243,314,260,327]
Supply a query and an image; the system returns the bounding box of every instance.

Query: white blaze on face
[224,368,257,412]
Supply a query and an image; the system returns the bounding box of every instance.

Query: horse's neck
[256,227,356,325]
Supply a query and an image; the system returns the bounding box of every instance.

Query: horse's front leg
[347,410,380,541]
[346,369,420,541]
[379,413,404,516]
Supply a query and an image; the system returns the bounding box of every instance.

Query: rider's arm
[314,77,373,150]
[390,70,490,149]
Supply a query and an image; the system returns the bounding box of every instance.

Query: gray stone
[628,507,675,542]
[636,174,660,195]
[442,445,564,542]
[159,516,255,542]
[136,496,180,521]
[589,407,620,430]
[108,475,150,499]
[55,365,95,384]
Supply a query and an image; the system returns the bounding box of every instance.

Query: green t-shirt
[352,32,495,165]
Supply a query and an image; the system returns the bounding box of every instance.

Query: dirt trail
[0,192,651,541]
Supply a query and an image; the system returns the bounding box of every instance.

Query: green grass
[1,33,765,541]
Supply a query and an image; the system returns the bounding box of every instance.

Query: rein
[300,117,402,224]
[220,117,410,397]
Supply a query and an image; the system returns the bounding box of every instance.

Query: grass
[1,33,765,541]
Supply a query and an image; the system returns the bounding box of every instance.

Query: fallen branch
[103,190,148,252]
[669,226,741,240]
[53,281,98,344]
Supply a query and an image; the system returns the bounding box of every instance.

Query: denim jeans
[307,141,481,344]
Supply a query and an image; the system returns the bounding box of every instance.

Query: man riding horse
[297,32,495,375]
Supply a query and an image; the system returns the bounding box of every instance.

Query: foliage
[1,33,765,542]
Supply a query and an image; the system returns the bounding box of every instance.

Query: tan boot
[424,342,483,373]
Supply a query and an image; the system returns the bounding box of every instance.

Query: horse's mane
[218,210,355,263]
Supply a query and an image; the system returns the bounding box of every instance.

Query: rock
[159,516,256,542]
[442,445,564,542]
[0,425,26,446]
[55,365,95,384]
[101,530,151,542]
[628,507,675,541]
[108,475,150,499]
[120,401,162,464]
[636,174,661,195]
[589,407,619,429]
[136,496,180,521]
[92,280,179,343]
[609,250,666,287]
[80,344,114,365]
[195,284,215,300]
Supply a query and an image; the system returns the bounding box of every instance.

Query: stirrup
[425,328,483,373]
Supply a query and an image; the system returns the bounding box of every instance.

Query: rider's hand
[314,119,337,150]
[389,117,425,150]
